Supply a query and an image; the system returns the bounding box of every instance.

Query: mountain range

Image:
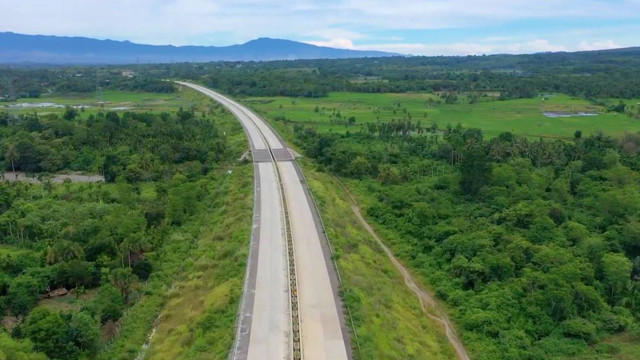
[0,32,399,64]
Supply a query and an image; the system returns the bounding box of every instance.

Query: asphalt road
[177,82,350,360]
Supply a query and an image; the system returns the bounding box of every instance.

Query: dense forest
[2,47,640,101]
[290,122,640,359]
[188,51,640,99]
[0,67,174,100]
[0,105,240,359]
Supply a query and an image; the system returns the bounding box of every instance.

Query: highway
[176,82,350,360]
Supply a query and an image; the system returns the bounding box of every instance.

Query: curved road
[177,82,351,360]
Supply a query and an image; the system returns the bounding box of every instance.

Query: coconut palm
[5,143,18,173]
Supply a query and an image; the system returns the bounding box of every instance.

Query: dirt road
[337,180,470,360]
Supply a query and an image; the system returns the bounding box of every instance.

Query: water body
[3,103,91,109]
[543,111,598,118]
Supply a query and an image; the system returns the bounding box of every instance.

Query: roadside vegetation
[262,113,640,359]
[0,87,250,360]
[300,159,455,359]
[143,163,251,360]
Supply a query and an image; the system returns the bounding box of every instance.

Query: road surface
[177,82,351,360]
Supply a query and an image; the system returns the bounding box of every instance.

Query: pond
[2,103,91,109]
[543,111,598,118]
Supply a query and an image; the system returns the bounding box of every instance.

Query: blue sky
[0,0,639,55]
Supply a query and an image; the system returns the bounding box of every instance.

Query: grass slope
[145,163,252,359]
[300,159,455,359]
[95,88,252,360]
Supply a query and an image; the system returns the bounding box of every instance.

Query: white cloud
[353,39,568,56]
[0,0,637,54]
[503,40,568,53]
[303,28,366,41]
[353,43,492,56]
[483,36,517,43]
[578,40,622,51]
[306,39,355,49]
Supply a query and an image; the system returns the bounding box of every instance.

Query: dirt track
[337,180,470,360]
[2,171,104,183]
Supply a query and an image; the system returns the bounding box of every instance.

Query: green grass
[2,89,201,116]
[93,88,252,360]
[567,332,640,360]
[0,244,31,257]
[97,167,251,360]
[244,92,640,139]
[301,160,455,359]
[39,289,98,313]
[127,87,253,360]
[144,163,252,360]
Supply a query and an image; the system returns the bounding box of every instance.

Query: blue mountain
[0,32,399,64]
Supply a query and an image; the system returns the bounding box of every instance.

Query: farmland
[246,92,640,139]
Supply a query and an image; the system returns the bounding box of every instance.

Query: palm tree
[5,144,18,173]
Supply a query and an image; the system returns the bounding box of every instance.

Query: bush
[560,318,597,343]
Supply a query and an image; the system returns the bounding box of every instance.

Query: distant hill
[0,32,399,64]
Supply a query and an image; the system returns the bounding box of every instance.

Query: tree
[6,275,43,316]
[45,240,85,265]
[55,261,100,289]
[90,284,125,323]
[102,153,122,183]
[5,144,18,173]
[602,252,632,305]
[608,101,626,113]
[346,156,370,178]
[460,132,491,196]
[132,258,152,281]
[62,106,78,121]
[166,182,202,225]
[560,318,597,343]
[377,164,401,185]
[22,307,99,360]
[66,312,100,357]
[109,267,138,304]
[574,130,582,140]
[22,307,67,359]
[0,333,48,360]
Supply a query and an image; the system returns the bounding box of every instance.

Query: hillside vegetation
[0,88,250,360]
[277,120,640,359]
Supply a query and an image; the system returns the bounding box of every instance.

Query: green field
[244,92,640,138]
[2,90,195,115]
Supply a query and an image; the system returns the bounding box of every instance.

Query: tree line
[3,47,640,101]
